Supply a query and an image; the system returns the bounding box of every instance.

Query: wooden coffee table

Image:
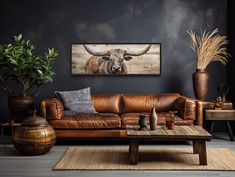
[127,126,211,165]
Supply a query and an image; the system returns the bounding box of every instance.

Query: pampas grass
[187,29,229,69]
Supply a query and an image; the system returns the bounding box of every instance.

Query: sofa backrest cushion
[46,98,64,120]
[92,94,121,114]
[121,93,180,113]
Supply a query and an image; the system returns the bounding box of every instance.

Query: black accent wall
[228,0,235,105]
[0,0,228,119]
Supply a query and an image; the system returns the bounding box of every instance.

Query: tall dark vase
[193,69,209,101]
[8,96,35,123]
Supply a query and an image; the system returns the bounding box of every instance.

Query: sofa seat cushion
[49,113,121,129]
[121,112,194,128]
[157,113,194,125]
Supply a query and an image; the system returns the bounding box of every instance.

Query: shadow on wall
[162,57,191,96]
[163,74,183,94]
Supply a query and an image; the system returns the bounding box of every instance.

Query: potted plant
[187,29,229,101]
[0,34,58,122]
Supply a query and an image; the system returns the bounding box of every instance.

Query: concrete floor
[0,133,235,177]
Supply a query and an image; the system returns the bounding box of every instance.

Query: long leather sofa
[40,93,203,138]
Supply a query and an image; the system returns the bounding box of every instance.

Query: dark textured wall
[227,0,235,132]
[0,0,228,119]
[228,0,235,105]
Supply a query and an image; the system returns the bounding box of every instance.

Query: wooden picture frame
[71,43,161,75]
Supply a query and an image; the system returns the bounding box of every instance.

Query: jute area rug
[54,146,235,171]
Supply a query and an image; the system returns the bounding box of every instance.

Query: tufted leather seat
[50,113,121,129]
[121,112,194,128]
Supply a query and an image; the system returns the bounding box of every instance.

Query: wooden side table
[0,120,21,139]
[202,101,233,110]
[205,109,235,141]
[1,120,21,147]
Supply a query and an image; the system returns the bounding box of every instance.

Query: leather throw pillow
[172,96,196,120]
[46,98,64,120]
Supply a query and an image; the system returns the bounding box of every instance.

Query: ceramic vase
[193,69,209,101]
[138,114,148,131]
[150,107,158,130]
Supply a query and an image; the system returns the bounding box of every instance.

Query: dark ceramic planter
[8,96,35,122]
[192,69,209,101]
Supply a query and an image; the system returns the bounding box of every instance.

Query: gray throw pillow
[64,110,77,116]
[55,87,97,115]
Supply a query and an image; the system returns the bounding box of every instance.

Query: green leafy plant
[0,34,58,96]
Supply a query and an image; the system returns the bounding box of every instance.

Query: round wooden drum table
[13,115,56,155]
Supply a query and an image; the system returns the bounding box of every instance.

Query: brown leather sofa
[40,93,203,138]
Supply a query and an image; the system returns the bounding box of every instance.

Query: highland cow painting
[71,44,161,75]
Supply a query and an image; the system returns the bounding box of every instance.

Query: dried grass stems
[187,29,229,69]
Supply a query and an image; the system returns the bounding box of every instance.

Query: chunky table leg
[209,121,215,134]
[193,140,199,154]
[129,140,139,165]
[197,140,207,165]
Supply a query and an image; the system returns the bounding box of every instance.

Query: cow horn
[83,45,109,56]
[125,44,151,56]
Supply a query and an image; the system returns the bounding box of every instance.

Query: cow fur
[85,49,128,74]
[85,56,127,74]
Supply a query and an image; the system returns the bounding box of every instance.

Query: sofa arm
[172,96,203,127]
[40,98,64,120]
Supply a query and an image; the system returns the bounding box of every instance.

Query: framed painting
[71,43,161,75]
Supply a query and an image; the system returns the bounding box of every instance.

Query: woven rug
[54,146,235,171]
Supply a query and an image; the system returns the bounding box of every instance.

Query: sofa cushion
[55,87,97,115]
[49,113,121,129]
[172,96,196,120]
[92,94,121,114]
[121,93,180,113]
[121,112,193,128]
[121,113,161,128]
[46,98,64,120]
[159,112,193,125]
